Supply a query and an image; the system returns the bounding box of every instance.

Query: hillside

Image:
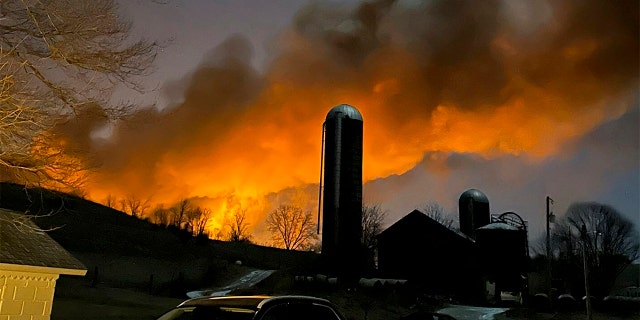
[0,182,320,296]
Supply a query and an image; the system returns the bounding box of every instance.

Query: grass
[52,277,183,320]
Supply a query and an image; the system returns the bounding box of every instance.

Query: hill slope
[0,182,319,295]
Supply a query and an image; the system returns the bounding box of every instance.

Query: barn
[376,209,484,300]
[376,189,530,303]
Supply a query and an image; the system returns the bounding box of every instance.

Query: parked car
[155,295,348,320]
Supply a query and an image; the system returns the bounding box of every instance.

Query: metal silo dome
[459,188,489,204]
[458,188,490,239]
[325,104,363,121]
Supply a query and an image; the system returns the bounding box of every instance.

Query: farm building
[0,208,86,319]
[376,189,530,303]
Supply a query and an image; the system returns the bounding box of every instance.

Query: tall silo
[319,104,363,281]
[458,188,490,239]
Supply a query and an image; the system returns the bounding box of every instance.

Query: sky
[74,0,639,245]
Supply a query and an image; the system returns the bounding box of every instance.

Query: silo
[476,220,529,292]
[458,188,490,239]
[319,104,363,281]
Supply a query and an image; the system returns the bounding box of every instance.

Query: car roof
[256,295,335,309]
[177,295,335,311]
[178,295,271,310]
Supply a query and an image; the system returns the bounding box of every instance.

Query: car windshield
[156,306,256,320]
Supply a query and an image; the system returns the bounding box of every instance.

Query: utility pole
[546,196,554,301]
[581,224,593,320]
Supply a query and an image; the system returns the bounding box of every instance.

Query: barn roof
[0,208,86,275]
[378,209,474,243]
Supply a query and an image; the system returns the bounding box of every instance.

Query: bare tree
[225,208,252,242]
[190,207,211,238]
[551,202,639,297]
[103,194,117,209]
[149,204,170,226]
[119,195,151,218]
[266,204,317,250]
[421,201,456,230]
[0,0,157,191]
[362,204,386,253]
[169,199,190,229]
[362,203,387,271]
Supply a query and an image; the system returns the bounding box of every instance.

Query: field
[52,277,183,320]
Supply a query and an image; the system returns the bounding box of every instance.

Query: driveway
[436,304,510,320]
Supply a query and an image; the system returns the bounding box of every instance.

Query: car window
[260,302,342,320]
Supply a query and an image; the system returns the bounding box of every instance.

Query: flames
[53,0,637,244]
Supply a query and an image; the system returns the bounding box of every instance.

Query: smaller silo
[458,188,490,239]
[476,221,529,291]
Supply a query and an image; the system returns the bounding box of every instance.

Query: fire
[83,74,631,244]
[64,0,635,245]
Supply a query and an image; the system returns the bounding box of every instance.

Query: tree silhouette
[551,202,639,297]
[169,199,190,230]
[0,0,157,191]
[226,208,252,242]
[266,204,317,250]
[103,194,118,209]
[149,204,170,227]
[362,203,387,271]
[185,206,209,238]
[119,195,151,218]
[421,201,456,230]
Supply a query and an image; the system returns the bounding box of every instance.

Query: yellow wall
[0,269,59,320]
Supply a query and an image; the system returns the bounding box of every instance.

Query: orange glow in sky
[65,0,636,245]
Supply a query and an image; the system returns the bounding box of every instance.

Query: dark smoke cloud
[81,36,263,195]
[267,0,638,126]
[56,0,638,234]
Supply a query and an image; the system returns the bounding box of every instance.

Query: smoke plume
[61,0,638,242]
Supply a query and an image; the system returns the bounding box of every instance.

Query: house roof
[0,208,86,275]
